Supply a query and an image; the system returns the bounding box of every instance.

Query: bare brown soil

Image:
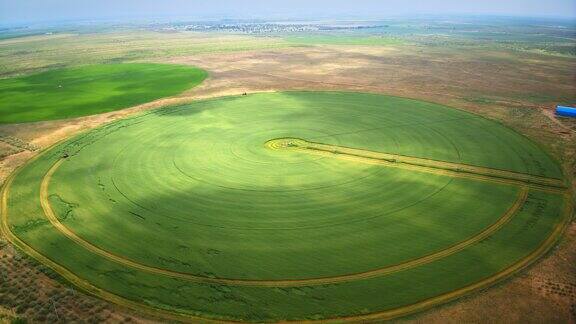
[0,43,574,323]
[167,45,575,111]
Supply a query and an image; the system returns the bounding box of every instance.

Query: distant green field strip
[0,33,77,45]
[267,138,567,191]
[3,92,569,322]
[284,35,404,46]
[0,63,206,123]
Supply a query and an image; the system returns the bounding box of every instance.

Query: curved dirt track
[38,157,533,287]
[2,159,572,323]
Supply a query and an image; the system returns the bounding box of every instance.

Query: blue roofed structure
[556,106,576,118]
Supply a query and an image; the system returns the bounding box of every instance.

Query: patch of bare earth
[165,45,575,110]
[0,44,574,323]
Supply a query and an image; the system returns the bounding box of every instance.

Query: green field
[0,63,206,123]
[2,92,570,322]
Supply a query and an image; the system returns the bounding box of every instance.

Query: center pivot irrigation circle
[2,91,569,322]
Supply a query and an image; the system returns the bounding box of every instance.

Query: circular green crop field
[2,92,571,322]
[0,63,207,123]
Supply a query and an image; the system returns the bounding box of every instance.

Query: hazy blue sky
[1,0,575,24]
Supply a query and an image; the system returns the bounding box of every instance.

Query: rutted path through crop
[266,138,567,193]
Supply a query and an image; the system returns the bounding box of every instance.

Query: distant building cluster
[188,23,318,33]
[158,22,387,34]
